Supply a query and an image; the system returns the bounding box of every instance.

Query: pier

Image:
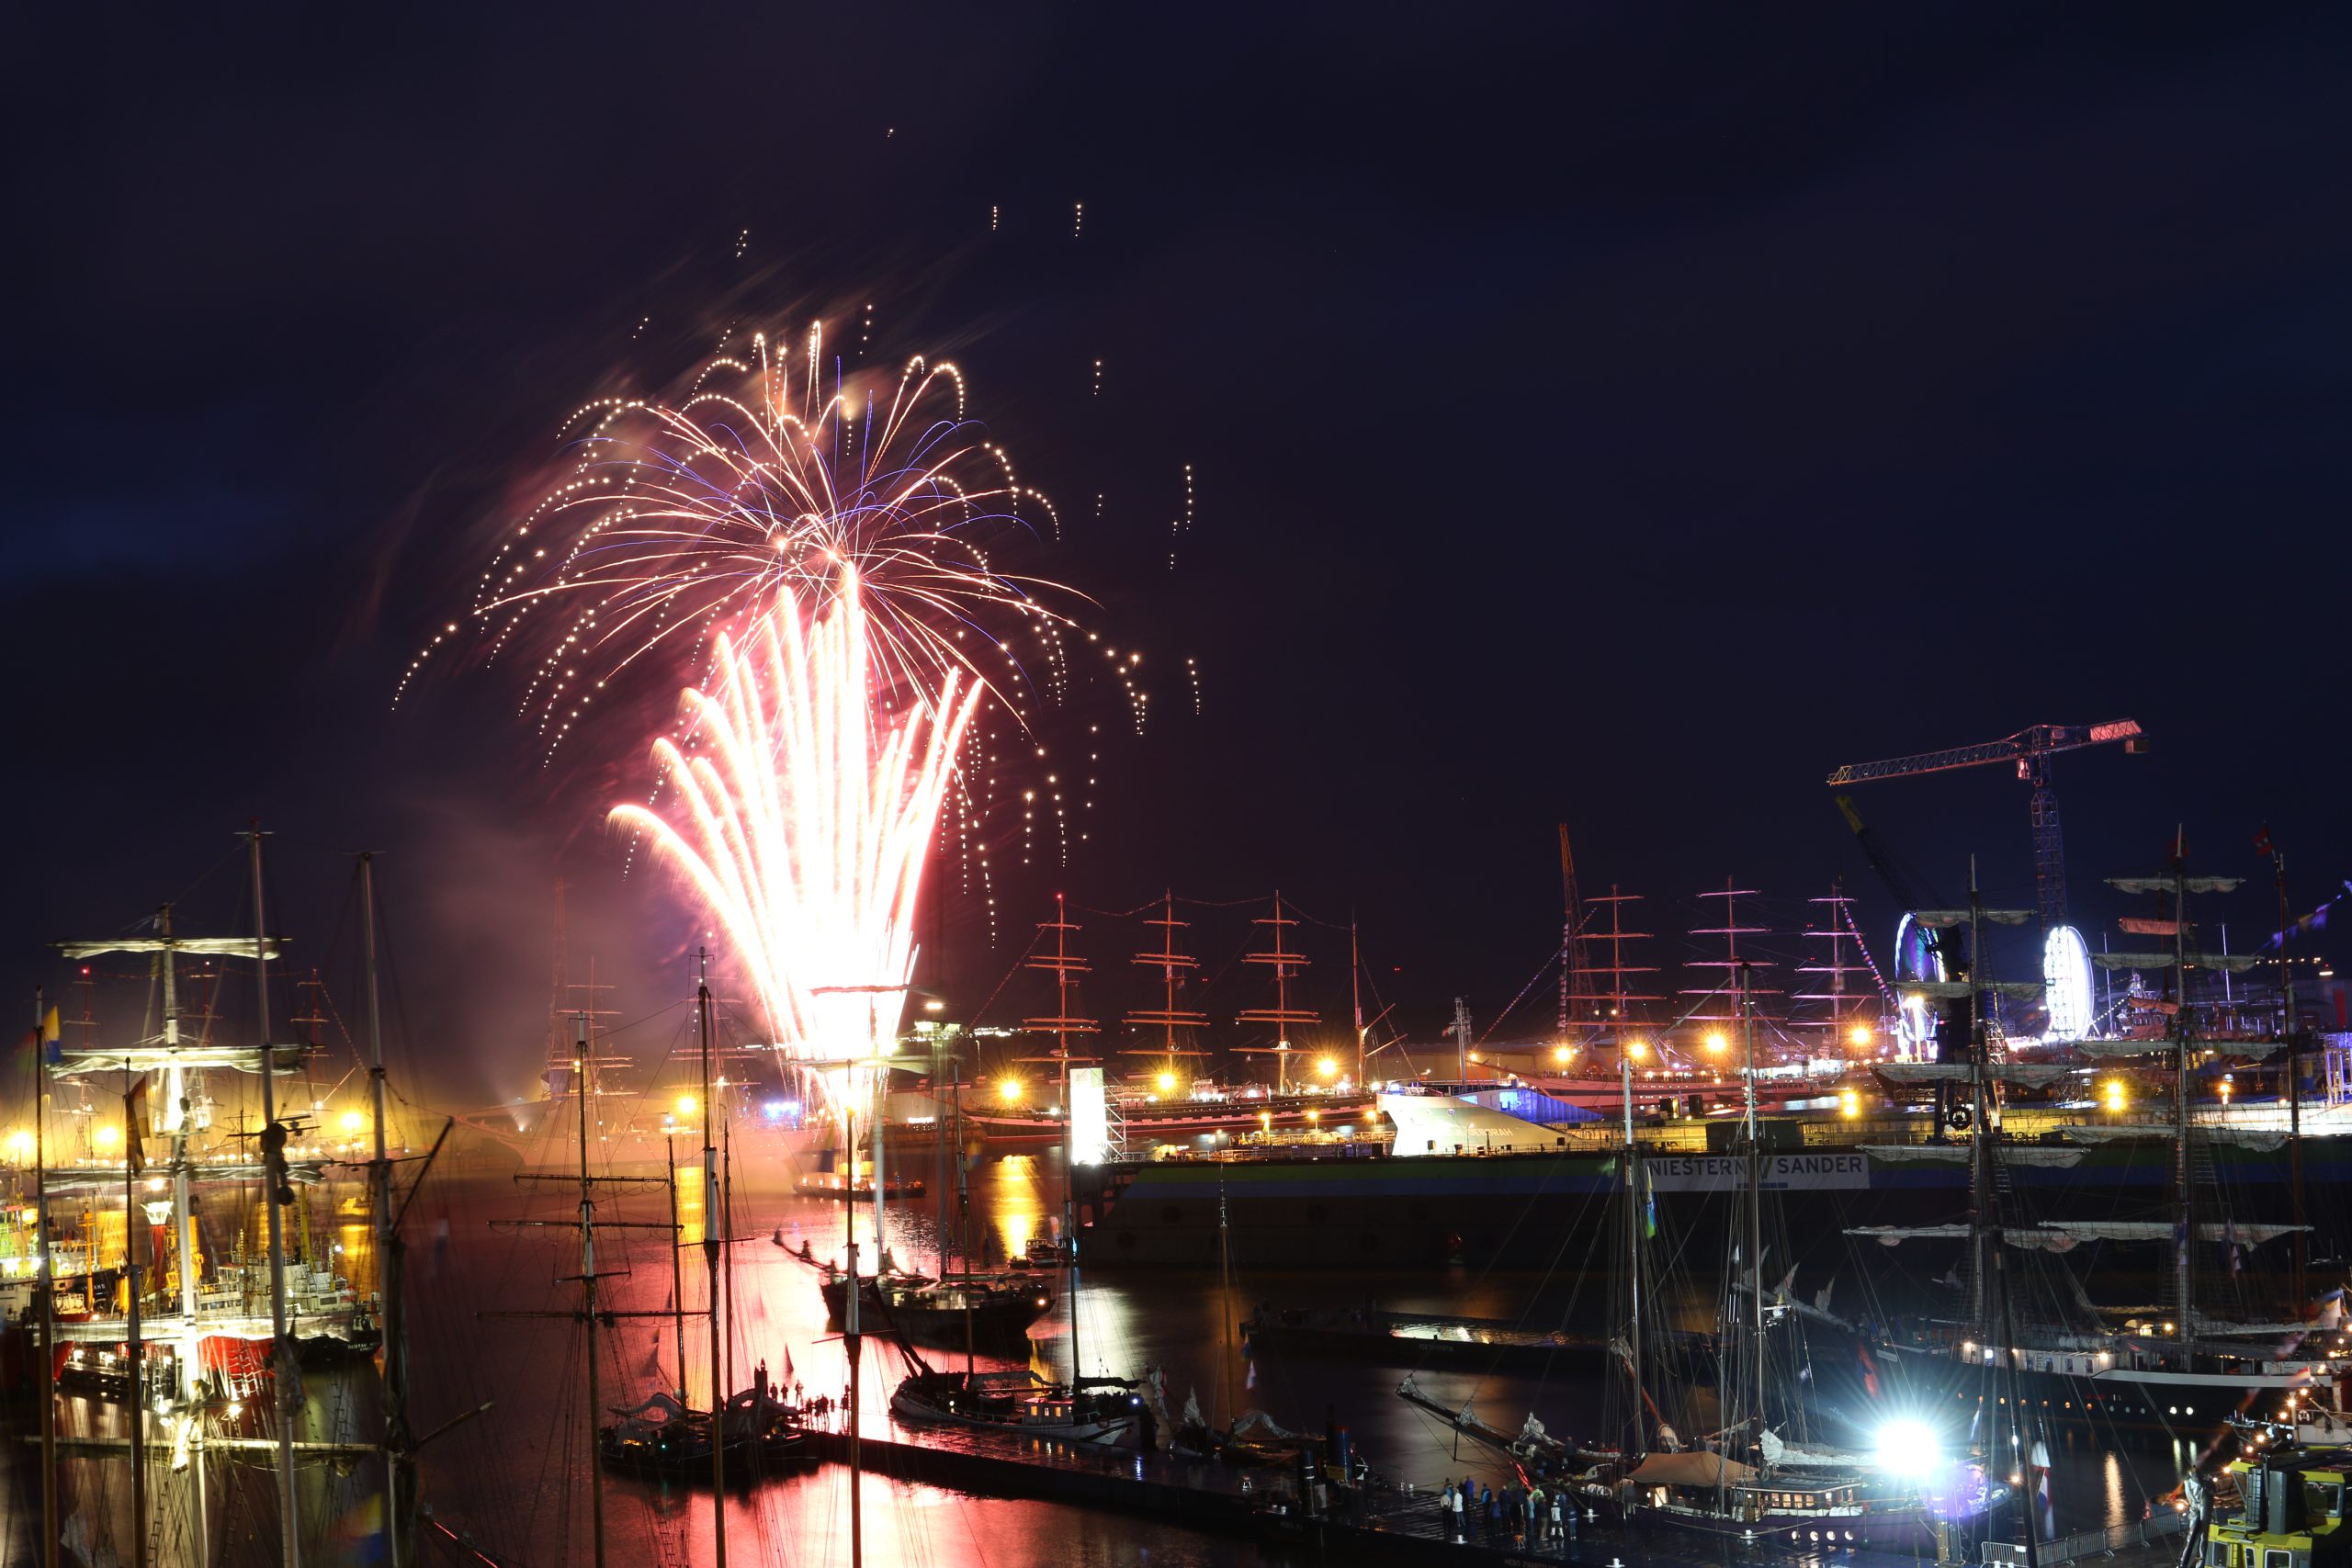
[801,1416,2191,1568]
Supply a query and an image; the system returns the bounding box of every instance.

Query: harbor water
[9,1131,2203,1566]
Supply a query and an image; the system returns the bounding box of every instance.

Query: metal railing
[1984,1507,2188,1566]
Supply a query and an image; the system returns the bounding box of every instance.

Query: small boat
[888,1363,1137,1444]
[1628,1445,2009,1550]
[599,1368,810,1479]
[816,1267,1053,1351]
[793,1169,927,1201]
[1250,1302,1710,1372]
[1169,1399,1312,1467]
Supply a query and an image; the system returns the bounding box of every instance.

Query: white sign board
[1645,1153,1871,1191]
[1069,1066,1109,1166]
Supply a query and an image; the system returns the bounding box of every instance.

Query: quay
[802,1417,2192,1568]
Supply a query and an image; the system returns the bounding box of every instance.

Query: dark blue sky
[7,4,2346,1100]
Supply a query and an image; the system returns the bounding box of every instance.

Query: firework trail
[612,572,981,1094]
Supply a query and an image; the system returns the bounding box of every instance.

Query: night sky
[9,5,2348,1104]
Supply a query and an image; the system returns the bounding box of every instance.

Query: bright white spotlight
[1873,1417,1944,1477]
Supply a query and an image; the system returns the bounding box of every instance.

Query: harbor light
[5,1130,29,1164]
[1872,1418,1943,1477]
[1703,1032,1727,1055]
[1848,1023,1872,1048]
[340,1110,365,1135]
[1552,1044,1572,1066]
[1156,1071,1178,1094]
[998,1078,1024,1105]
[675,1092,698,1119]
[1315,1055,1339,1080]
[1839,1089,1860,1119]
[93,1124,120,1153]
[2102,1079,2127,1114]
[1626,1040,1648,1061]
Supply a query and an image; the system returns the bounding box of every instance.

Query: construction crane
[1825,720,2149,927]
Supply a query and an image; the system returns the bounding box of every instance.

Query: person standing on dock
[1450,1483,1465,1540]
[1549,1488,1565,1548]
[1527,1483,1546,1545]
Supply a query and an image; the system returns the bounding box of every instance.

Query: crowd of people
[1435,1474,1572,1549]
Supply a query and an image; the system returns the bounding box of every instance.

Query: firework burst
[399,319,1077,754]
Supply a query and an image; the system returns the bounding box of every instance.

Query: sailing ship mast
[1685,880,1780,1050]
[1122,892,1209,1085]
[1738,961,1764,1455]
[1619,1023,1645,1463]
[1798,882,1876,1052]
[1018,895,1096,1377]
[2091,849,2252,1366]
[48,905,289,1567]
[1558,826,1582,1045]
[356,853,413,1567]
[119,1052,147,1568]
[1573,887,1661,1055]
[695,952,729,1561]
[34,988,57,1568]
[1237,894,1319,1091]
[245,829,303,1568]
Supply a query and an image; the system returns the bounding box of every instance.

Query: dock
[803,1416,2191,1568]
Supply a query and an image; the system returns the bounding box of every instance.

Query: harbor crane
[1825,720,2149,927]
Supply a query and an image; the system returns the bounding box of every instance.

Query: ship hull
[1083,1134,2352,1271]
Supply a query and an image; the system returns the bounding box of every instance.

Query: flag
[2254,824,2275,860]
[126,1078,149,1176]
[18,1006,60,1066]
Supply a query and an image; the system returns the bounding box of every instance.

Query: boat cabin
[2208,1451,2350,1568]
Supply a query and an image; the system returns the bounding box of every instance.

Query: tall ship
[956,892,1378,1150]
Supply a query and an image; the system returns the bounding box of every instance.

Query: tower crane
[1824,720,2149,927]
